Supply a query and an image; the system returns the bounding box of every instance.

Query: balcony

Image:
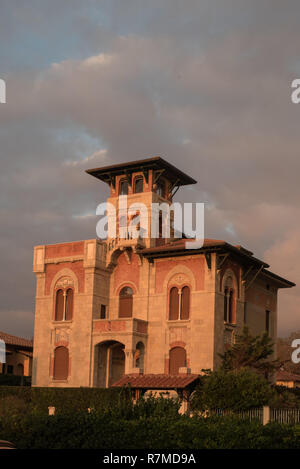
[93,318,148,336]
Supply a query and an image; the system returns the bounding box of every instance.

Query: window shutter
[181,286,190,319]
[169,287,179,320]
[65,289,73,321]
[119,296,133,318]
[169,347,186,375]
[55,289,64,321]
[53,347,69,380]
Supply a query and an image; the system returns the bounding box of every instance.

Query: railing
[93,318,148,335]
[270,408,300,424]
[207,407,300,424]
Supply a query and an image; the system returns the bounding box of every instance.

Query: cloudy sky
[1,0,300,338]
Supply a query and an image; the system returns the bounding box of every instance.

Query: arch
[55,289,64,321]
[163,265,196,293]
[119,286,133,318]
[94,340,125,387]
[169,347,186,375]
[50,268,79,296]
[53,346,69,380]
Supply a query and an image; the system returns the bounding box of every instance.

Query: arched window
[169,287,179,320]
[223,275,236,324]
[156,180,165,198]
[55,289,64,321]
[169,286,190,320]
[169,347,186,375]
[16,364,24,376]
[65,288,74,321]
[134,177,143,193]
[53,346,69,380]
[119,179,128,196]
[119,286,133,318]
[181,286,190,320]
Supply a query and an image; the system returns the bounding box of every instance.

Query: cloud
[0,1,300,337]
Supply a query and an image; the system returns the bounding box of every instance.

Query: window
[266,310,270,334]
[17,364,24,376]
[119,179,128,196]
[100,304,106,319]
[119,286,133,318]
[169,286,190,320]
[134,177,143,193]
[65,288,74,321]
[156,180,165,198]
[53,346,69,380]
[55,289,64,321]
[55,288,74,321]
[223,275,236,324]
[181,286,190,320]
[169,347,186,375]
[7,365,13,374]
[169,287,179,320]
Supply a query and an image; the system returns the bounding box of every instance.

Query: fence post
[263,406,270,425]
[48,406,55,416]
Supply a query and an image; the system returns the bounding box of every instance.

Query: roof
[140,238,295,288]
[0,331,33,349]
[276,371,300,383]
[86,156,197,187]
[112,373,201,389]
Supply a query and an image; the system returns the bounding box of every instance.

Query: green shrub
[191,368,275,411]
[0,386,130,415]
[0,412,299,449]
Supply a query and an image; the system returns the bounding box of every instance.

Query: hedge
[0,374,31,386]
[0,386,130,414]
[0,412,299,449]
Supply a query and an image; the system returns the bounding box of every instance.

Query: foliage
[191,368,275,411]
[0,386,130,415]
[220,326,280,375]
[0,411,299,449]
[0,374,31,386]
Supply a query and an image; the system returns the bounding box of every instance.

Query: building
[0,330,33,378]
[32,157,295,387]
[276,370,300,388]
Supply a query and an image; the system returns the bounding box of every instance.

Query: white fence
[209,406,300,425]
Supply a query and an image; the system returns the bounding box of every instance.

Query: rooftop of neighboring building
[0,331,33,350]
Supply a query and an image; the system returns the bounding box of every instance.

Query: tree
[191,368,275,411]
[220,326,280,375]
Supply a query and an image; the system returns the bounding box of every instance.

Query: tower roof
[86,156,197,187]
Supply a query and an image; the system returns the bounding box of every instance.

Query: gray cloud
[1,1,300,337]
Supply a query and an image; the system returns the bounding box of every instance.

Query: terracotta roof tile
[0,331,33,349]
[112,373,200,389]
[276,371,300,382]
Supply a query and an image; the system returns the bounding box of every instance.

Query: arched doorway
[169,347,186,375]
[94,340,125,387]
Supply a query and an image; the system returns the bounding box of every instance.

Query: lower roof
[112,373,200,389]
[0,331,33,349]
